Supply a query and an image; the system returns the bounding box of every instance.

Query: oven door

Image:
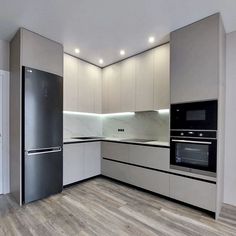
[170,138,217,173]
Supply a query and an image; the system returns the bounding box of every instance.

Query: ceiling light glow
[148,36,155,43]
[99,59,104,64]
[120,50,125,56]
[75,48,80,54]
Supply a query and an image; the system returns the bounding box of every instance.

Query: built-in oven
[170,130,217,177]
[171,100,217,130]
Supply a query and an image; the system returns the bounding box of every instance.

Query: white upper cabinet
[154,44,170,110]
[102,64,121,113]
[63,54,78,112]
[120,57,136,112]
[170,14,220,104]
[63,54,102,113]
[135,50,154,111]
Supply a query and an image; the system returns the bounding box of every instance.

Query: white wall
[0,40,9,71]
[224,31,236,206]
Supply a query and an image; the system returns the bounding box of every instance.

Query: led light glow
[157,109,169,114]
[99,59,104,64]
[63,111,135,117]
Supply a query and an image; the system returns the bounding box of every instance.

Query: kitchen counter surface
[63,137,170,148]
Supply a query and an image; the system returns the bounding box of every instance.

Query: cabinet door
[101,159,130,183]
[102,68,109,114]
[170,14,219,103]
[102,64,121,113]
[129,165,170,197]
[169,175,216,211]
[93,67,102,114]
[154,44,170,110]
[135,50,154,111]
[120,58,136,112]
[84,142,101,179]
[129,145,169,171]
[63,54,79,112]
[77,61,95,113]
[63,144,84,185]
[101,142,129,162]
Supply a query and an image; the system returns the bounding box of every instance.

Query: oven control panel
[171,130,217,138]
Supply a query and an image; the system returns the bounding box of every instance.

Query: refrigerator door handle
[26,147,62,156]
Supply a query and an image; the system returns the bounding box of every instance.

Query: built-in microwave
[171,100,217,130]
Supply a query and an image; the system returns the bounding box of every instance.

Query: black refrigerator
[23,66,63,204]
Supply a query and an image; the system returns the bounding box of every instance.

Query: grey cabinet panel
[21,29,63,77]
[129,145,169,171]
[101,159,130,183]
[129,165,170,197]
[169,175,216,212]
[154,44,170,110]
[84,142,101,179]
[101,142,129,162]
[170,14,220,103]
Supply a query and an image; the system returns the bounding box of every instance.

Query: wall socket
[118,128,125,132]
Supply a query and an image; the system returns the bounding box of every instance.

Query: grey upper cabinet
[135,50,154,111]
[21,28,63,77]
[170,14,221,104]
[120,57,136,112]
[63,54,78,112]
[63,54,102,113]
[102,64,121,113]
[154,44,170,110]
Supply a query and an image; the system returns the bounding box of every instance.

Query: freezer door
[23,67,63,150]
[24,148,63,203]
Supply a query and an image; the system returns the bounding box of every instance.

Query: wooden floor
[0,177,236,236]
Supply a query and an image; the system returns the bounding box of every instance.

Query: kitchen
[0,1,236,235]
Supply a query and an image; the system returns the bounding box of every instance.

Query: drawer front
[169,175,216,212]
[129,165,170,197]
[101,159,130,183]
[101,142,129,162]
[129,145,169,171]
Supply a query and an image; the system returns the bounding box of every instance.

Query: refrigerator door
[23,67,63,150]
[24,148,63,203]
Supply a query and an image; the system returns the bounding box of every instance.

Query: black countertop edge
[63,139,170,148]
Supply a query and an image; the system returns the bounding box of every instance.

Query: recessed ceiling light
[120,50,125,56]
[148,36,155,43]
[75,48,80,54]
[99,59,104,64]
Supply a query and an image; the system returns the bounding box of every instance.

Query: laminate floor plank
[0,177,235,236]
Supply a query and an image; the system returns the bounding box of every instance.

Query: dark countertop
[63,137,170,148]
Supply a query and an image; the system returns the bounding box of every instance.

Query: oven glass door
[170,138,216,172]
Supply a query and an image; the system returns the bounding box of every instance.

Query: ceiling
[0,0,236,67]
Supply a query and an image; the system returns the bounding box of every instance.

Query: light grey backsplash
[64,111,170,141]
[63,113,103,138]
[102,111,169,141]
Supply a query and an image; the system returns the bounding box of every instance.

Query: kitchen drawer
[101,142,129,162]
[129,145,169,171]
[169,175,216,212]
[101,159,130,183]
[129,165,170,197]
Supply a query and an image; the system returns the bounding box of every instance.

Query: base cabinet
[169,175,216,212]
[63,142,101,186]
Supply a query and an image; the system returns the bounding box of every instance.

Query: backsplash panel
[102,111,169,141]
[63,113,102,138]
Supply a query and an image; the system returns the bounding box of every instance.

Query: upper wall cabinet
[135,50,154,111]
[63,54,102,113]
[120,57,136,112]
[154,44,170,110]
[170,14,221,104]
[102,44,170,113]
[21,28,63,77]
[102,64,121,113]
